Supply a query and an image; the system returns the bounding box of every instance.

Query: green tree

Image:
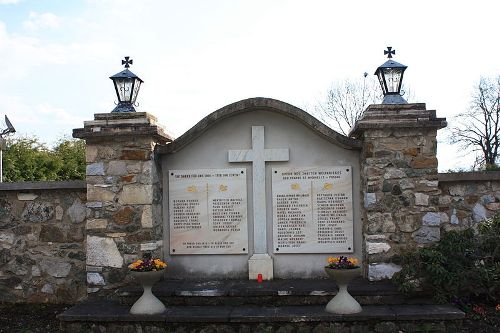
[53,138,86,180]
[2,137,85,182]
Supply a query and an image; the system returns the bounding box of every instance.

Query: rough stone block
[40,258,72,278]
[140,240,162,251]
[118,185,153,205]
[413,226,440,244]
[383,168,406,179]
[55,205,63,220]
[86,219,108,229]
[87,185,115,202]
[399,179,415,189]
[486,202,500,211]
[40,225,65,242]
[482,194,496,205]
[414,193,429,206]
[440,212,450,224]
[112,207,136,225]
[366,212,395,233]
[141,205,153,228]
[120,149,150,160]
[31,265,41,277]
[126,162,142,174]
[368,263,401,281]
[438,195,452,206]
[17,193,38,201]
[364,193,377,208]
[98,146,117,160]
[107,161,128,176]
[449,185,466,196]
[86,145,98,163]
[367,242,391,254]
[87,272,105,286]
[68,198,86,223]
[410,157,438,169]
[472,203,487,223]
[0,231,15,244]
[450,209,460,225]
[86,162,105,176]
[422,212,441,226]
[41,283,54,294]
[86,235,123,268]
[21,202,54,222]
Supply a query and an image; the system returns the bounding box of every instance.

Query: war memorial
[1,50,499,332]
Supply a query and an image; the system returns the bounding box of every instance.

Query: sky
[0,0,499,171]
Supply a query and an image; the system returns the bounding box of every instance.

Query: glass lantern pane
[383,68,402,93]
[377,72,387,94]
[115,78,133,102]
[131,79,142,104]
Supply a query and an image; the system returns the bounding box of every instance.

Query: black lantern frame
[110,66,143,113]
[374,59,407,104]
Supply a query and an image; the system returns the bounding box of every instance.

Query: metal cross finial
[384,47,395,59]
[122,56,133,68]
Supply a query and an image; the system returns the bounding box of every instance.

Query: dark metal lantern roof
[109,68,143,82]
[374,59,407,74]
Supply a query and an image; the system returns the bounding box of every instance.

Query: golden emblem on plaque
[291,183,300,190]
[323,183,333,190]
[187,185,197,193]
[219,184,228,192]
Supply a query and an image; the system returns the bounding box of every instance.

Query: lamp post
[0,115,16,182]
[375,47,408,104]
[110,57,144,113]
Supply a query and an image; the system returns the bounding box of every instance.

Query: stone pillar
[350,103,446,281]
[73,112,172,295]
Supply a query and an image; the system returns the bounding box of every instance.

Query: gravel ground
[0,303,67,333]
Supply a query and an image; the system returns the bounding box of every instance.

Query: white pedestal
[248,253,273,280]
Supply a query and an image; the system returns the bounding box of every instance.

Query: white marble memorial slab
[169,168,248,254]
[272,167,353,253]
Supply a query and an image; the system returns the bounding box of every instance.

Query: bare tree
[315,74,381,136]
[450,76,500,169]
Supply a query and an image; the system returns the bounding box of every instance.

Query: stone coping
[0,180,86,191]
[58,300,464,323]
[157,97,362,154]
[438,171,500,182]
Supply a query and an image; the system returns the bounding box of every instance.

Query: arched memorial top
[157,97,362,154]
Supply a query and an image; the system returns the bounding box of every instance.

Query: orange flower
[128,259,143,269]
[349,258,359,265]
[154,259,167,268]
[328,257,339,264]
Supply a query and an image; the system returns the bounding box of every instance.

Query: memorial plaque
[169,168,248,254]
[272,167,353,253]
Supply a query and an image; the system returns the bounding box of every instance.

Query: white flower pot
[130,270,166,315]
[324,267,362,314]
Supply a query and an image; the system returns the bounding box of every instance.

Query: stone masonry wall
[0,181,87,303]
[74,112,172,297]
[351,103,447,281]
[437,172,500,230]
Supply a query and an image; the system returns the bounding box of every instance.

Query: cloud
[0,93,86,143]
[0,0,21,4]
[23,11,60,30]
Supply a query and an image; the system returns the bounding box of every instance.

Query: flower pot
[130,270,166,315]
[324,267,362,314]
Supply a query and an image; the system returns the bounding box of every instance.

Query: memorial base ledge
[248,253,273,280]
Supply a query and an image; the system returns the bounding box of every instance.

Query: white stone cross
[228,126,289,256]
